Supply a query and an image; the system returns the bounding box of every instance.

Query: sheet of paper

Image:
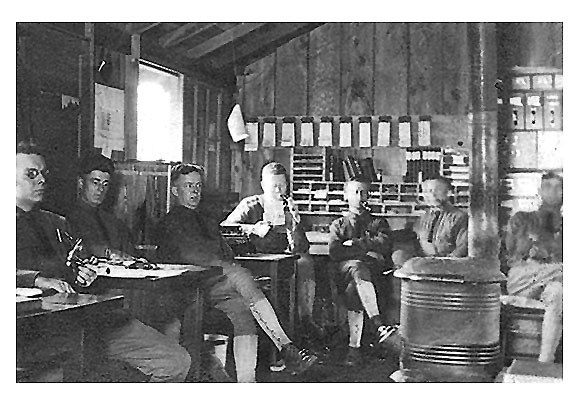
[300,122,314,146]
[318,122,332,146]
[377,121,391,146]
[244,122,258,151]
[263,200,286,226]
[359,122,371,147]
[281,122,295,146]
[262,122,276,147]
[399,121,412,147]
[339,122,352,147]
[417,119,431,146]
[94,83,125,158]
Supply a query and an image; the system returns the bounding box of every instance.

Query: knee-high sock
[539,284,563,363]
[233,335,258,383]
[348,310,364,348]
[249,298,291,351]
[354,278,380,319]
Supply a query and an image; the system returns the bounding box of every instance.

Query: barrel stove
[395,257,506,382]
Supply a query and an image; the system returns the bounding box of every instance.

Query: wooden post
[467,23,499,260]
[78,23,95,158]
[124,34,140,160]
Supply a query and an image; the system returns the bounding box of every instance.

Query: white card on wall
[262,122,276,147]
[244,122,258,151]
[318,121,332,147]
[300,122,314,146]
[399,121,412,147]
[359,121,371,147]
[377,121,391,146]
[339,122,352,147]
[281,122,295,146]
[417,119,431,146]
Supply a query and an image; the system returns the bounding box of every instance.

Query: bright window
[137,61,183,161]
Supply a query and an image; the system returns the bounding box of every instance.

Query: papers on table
[95,263,193,279]
[16,288,43,297]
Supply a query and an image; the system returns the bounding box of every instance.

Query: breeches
[103,317,191,382]
[207,262,262,336]
[507,262,563,319]
[337,259,380,312]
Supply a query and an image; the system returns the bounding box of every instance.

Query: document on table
[96,263,191,278]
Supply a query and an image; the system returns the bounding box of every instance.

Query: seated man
[505,172,563,363]
[16,141,191,382]
[156,163,318,382]
[393,176,468,266]
[328,174,397,366]
[66,152,135,259]
[222,162,323,339]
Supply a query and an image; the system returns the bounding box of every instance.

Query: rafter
[128,23,161,34]
[185,22,265,59]
[209,23,324,70]
[159,23,215,48]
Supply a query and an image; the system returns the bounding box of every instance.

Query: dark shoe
[376,324,399,345]
[281,343,318,376]
[343,347,363,367]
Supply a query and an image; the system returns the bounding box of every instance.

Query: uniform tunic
[225,194,309,254]
[413,203,468,257]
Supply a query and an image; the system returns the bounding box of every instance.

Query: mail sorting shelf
[292,180,469,217]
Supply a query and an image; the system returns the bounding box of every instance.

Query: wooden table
[234,253,299,364]
[92,265,222,380]
[17,292,125,382]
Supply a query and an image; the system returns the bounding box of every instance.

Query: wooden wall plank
[274,35,309,116]
[194,85,206,166]
[182,78,194,162]
[308,23,341,116]
[341,22,374,116]
[374,23,408,116]
[441,23,470,115]
[408,23,444,115]
[242,52,276,117]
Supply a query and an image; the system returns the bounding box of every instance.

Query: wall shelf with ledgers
[291,149,470,218]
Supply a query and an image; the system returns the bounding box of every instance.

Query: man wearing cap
[66,152,135,260]
[222,161,323,340]
[16,142,191,382]
[156,163,318,382]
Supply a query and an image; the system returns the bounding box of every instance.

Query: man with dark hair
[222,161,323,340]
[156,163,318,382]
[394,176,468,266]
[505,172,563,363]
[66,152,135,259]
[328,174,397,366]
[16,142,191,382]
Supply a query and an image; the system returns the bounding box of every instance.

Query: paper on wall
[94,83,125,158]
[359,121,371,147]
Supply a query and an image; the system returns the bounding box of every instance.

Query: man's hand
[75,263,98,287]
[34,276,75,293]
[420,241,437,256]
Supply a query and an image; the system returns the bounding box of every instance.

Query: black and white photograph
[11,3,571,394]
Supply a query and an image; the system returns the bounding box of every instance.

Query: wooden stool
[500,295,561,365]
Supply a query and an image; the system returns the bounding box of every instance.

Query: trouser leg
[347,310,364,348]
[104,318,191,382]
[539,281,563,363]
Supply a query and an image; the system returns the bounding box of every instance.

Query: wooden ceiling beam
[208,22,324,70]
[185,22,266,59]
[159,22,214,48]
[129,22,162,34]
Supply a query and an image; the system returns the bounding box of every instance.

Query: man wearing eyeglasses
[16,141,191,382]
[156,163,318,382]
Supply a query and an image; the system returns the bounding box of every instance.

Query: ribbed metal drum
[395,257,506,382]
